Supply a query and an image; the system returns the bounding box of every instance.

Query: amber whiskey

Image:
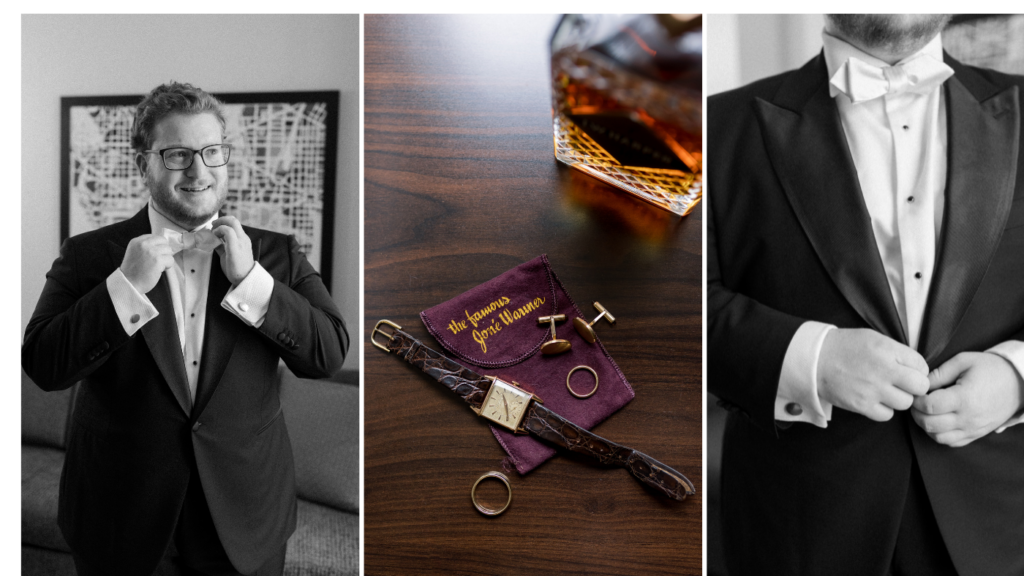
[551,14,702,216]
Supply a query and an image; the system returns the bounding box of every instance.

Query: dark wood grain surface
[364,15,702,575]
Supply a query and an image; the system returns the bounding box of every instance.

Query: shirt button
[130,314,140,323]
[193,361,198,366]
[914,272,922,279]
[907,196,915,203]
[238,302,250,312]
[785,402,803,416]
[902,125,909,131]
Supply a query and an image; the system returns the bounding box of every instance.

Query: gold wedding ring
[471,471,512,516]
[566,365,599,399]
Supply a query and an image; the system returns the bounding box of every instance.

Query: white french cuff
[106,268,159,336]
[221,262,274,328]
[775,321,836,428]
[987,340,1024,433]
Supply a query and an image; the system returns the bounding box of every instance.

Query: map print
[68,99,330,272]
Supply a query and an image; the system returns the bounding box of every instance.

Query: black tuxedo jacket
[22,207,349,575]
[708,53,1024,576]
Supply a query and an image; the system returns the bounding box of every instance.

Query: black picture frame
[60,90,340,292]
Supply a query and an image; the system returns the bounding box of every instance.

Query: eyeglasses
[143,144,232,170]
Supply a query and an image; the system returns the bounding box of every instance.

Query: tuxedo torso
[708,54,1024,576]
[23,208,349,575]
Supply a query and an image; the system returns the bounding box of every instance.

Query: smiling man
[22,82,349,576]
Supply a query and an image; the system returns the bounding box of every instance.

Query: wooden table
[364,15,702,575]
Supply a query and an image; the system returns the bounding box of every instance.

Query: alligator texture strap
[387,328,491,408]
[386,328,695,501]
[524,402,695,501]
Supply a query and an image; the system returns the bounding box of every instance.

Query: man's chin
[152,198,222,229]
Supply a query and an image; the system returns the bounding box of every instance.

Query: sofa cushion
[285,499,358,576]
[22,371,74,449]
[280,367,359,513]
[22,446,70,552]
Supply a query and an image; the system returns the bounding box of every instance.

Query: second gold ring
[566,365,599,399]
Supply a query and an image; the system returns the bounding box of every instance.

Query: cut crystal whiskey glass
[551,14,702,216]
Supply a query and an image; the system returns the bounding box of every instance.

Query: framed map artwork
[60,91,339,291]
[944,14,1024,74]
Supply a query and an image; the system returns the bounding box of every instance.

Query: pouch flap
[421,255,558,367]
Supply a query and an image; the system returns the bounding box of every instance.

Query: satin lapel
[140,275,193,416]
[754,54,905,342]
[917,77,1020,362]
[192,236,262,419]
[105,208,192,416]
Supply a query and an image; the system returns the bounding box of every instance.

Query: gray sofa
[22,365,359,576]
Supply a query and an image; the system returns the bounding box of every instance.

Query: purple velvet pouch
[420,255,634,474]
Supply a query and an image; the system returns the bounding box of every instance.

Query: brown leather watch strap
[387,328,492,408]
[380,325,695,501]
[523,402,695,500]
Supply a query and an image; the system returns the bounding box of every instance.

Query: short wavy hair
[130,82,225,153]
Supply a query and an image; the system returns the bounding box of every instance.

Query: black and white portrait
[21,15,360,576]
[707,14,1024,576]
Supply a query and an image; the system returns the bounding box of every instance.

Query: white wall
[707,14,825,95]
[22,14,360,369]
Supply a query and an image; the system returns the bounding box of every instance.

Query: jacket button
[785,402,803,416]
[100,342,109,351]
[278,333,288,343]
[193,422,202,432]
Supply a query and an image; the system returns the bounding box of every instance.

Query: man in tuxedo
[22,82,349,576]
[709,15,1024,576]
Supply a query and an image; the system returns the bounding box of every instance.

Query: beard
[146,170,228,230]
[826,14,951,57]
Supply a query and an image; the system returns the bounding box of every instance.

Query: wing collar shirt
[105,202,275,407]
[774,30,1024,432]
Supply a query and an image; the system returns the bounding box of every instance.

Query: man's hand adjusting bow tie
[830,54,954,104]
[120,234,175,294]
[210,215,256,286]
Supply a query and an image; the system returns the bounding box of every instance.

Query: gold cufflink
[537,314,571,355]
[573,302,615,343]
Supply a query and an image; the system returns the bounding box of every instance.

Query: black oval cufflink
[573,302,615,343]
[785,402,803,416]
[537,314,571,355]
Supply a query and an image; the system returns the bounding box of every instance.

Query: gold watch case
[473,378,535,432]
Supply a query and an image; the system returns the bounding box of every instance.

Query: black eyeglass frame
[142,143,233,171]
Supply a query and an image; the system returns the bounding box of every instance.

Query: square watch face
[479,379,532,431]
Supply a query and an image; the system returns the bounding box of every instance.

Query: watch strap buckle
[371,319,402,352]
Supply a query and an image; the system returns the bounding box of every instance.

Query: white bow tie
[830,54,954,104]
[162,228,221,254]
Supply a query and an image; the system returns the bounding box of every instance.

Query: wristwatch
[372,320,696,501]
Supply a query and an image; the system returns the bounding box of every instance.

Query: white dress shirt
[775,31,1024,432]
[105,202,275,407]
